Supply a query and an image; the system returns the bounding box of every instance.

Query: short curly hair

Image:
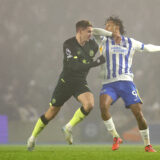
[105,16,126,35]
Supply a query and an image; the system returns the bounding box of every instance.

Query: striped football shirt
[97,36,144,84]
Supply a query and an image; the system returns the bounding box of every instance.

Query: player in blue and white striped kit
[92,16,160,152]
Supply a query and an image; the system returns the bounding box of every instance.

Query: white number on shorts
[132,90,138,97]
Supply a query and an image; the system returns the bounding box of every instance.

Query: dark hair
[105,16,126,35]
[76,20,92,32]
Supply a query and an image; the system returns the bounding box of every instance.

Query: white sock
[104,117,119,138]
[65,122,73,131]
[29,135,36,142]
[139,128,150,146]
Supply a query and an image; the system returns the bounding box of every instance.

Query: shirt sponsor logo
[111,46,128,55]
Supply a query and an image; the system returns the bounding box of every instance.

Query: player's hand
[90,55,105,68]
[112,32,121,44]
[96,55,105,65]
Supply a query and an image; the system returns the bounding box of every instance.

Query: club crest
[89,50,94,57]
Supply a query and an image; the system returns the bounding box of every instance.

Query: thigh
[100,84,119,104]
[130,103,142,114]
[50,79,72,106]
[120,81,143,108]
[72,82,91,100]
[73,82,94,109]
[100,94,113,109]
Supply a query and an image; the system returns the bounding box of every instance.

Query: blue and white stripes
[106,39,110,79]
[125,38,132,73]
[100,36,144,84]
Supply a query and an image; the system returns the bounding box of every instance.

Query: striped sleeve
[130,38,144,52]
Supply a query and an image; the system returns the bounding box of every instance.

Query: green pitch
[0,145,159,160]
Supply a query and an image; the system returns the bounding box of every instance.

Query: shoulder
[123,37,144,51]
[124,36,140,44]
[63,37,76,46]
[122,36,135,46]
[88,38,98,49]
[89,38,97,45]
[63,37,76,56]
[129,37,143,46]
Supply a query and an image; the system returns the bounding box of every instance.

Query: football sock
[66,107,86,130]
[139,128,150,146]
[31,118,46,138]
[104,117,120,138]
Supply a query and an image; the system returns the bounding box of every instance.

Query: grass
[0,144,159,160]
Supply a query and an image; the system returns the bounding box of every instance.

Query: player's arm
[143,44,160,52]
[132,38,160,53]
[92,28,121,44]
[92,28,112,37]
[63,42,105,72]
[92,28,111,44]
[65,55,105,72]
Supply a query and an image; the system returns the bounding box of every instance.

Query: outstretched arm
[131,38,160,53]
[144,44,160,52]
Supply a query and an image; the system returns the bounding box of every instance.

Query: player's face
[105,20,120,34]
[80,26,92,42]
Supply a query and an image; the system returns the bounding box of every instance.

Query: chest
[104,38,134,56]
[73,44,96,62]
[110,45,128,55]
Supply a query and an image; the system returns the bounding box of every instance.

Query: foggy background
[0,0,160,144]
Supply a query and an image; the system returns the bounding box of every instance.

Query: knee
[45,106,60,121]
[100,101,110,112]
[100,102,111,120]
[87,101,94,110]
[83,101,94,112]
[48,106,56,115]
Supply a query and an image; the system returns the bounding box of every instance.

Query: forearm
[92,28,112,37]
[92,28,121,44]
[69,61,90,71]
[69,55,105,72]
[144,44,160,52]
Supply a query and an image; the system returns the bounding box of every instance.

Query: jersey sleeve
[131,38,160,53]
[130,38,144,52]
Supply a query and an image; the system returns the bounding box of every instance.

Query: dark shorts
[50,78,91,107]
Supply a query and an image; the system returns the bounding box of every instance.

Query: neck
[76,34,86,46]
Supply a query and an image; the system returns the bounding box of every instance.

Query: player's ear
[79,28,83,34]
[76,27,81,33]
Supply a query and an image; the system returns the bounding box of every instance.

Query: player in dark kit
[27,20,106,150]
